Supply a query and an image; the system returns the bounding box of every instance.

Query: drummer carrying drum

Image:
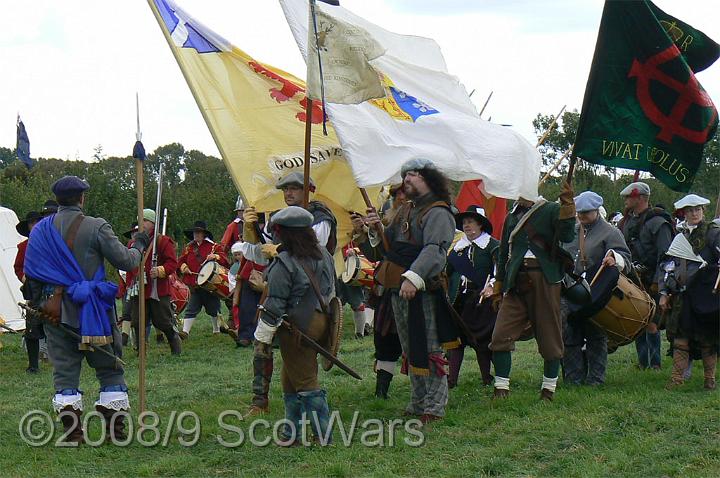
[178,220,229,336]
[659,194,719,391]
[617,182,673,370]
[560,191,631,386]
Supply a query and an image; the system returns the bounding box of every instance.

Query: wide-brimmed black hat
[16,211,43,237]
[122,221,139,239]
[455,205,493,235]
[184,220,213,240]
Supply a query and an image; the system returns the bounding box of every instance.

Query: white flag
[280,0,541,200]
[307,6,386,104]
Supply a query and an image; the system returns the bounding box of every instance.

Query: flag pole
[145,0,245,201]
[302,98,313,209]
[566,152,579,184]
[358,187,390,251]
[478,91,493,118]
[539,146,573,186]
[536,105,566,148]
[303,0,323,208]
[133,92,147,413]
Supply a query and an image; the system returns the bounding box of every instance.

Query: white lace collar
[454,232,491,252]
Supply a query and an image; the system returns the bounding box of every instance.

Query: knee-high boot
[701,346,717,390]
[245,341,273,417]
[298,389,332,446]
[667,339,690,388]
[278,393,303,446]
[26,338,40,372]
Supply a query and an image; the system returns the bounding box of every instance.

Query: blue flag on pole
[16,117,32,168]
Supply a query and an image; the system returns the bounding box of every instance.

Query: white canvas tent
[0,207,25,331]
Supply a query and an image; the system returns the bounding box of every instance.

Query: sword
[18,303,126,367]
[257,305,362,380]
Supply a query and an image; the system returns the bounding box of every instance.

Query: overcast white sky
[0,0,718,162]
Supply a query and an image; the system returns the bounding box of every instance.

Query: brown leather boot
[492,388,509,399]
[667,341,690,389]
[540,388,554,401]
[701,347,717,391]
[96,405,128,441]
[243,404,269,419]
[58,406,84,444]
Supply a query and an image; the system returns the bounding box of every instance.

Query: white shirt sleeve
[312,220,331,247]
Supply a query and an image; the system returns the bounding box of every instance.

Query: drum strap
[578,225,588,272]
[298,261,329,315]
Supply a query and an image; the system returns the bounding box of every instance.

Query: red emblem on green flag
[574,0,719,192]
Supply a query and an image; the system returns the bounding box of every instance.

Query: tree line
[1,110,718,249]
[0,143,237,250]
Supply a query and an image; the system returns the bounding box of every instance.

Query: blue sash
[24,215,118,344]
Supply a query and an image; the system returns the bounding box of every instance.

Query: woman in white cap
[659,194,719,390]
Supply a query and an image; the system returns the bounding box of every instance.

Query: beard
[404,183,419,199]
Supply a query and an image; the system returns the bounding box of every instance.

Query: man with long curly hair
[358,158,459,424]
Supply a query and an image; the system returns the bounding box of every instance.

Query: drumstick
[476,275,492,306]
[713,267,720,293]
[590,263,607,287]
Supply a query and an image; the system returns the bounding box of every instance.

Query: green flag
[574,0,719,192]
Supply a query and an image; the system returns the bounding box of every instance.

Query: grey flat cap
[674,194,710,211]
[276,171,316,191]
[270,206,314,228]
[620,181,650,197]
[574,191,603,213]
[400,158,437,177]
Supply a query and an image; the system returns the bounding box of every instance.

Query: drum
[169,274,190,315]
[342,254,375,288]
[590,273,656,351]
[197,261,231,299]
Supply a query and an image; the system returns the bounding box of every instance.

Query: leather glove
[261,243,280,259]
[558,180,576,220]
[243,206,258,224]
[491,280,503,312]
[180,263,191,275]
[132,231,151,252]
[254,319,279,345]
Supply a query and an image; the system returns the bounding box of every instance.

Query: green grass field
[1,307,718,478]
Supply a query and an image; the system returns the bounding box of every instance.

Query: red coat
[220,219,243,253]
[178,239,228,287]
[127,231,178,298]
[14,239,27,282]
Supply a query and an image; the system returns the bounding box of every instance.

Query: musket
[258,305,362,380]
[150,163,165,301]
[18,303,126,367]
